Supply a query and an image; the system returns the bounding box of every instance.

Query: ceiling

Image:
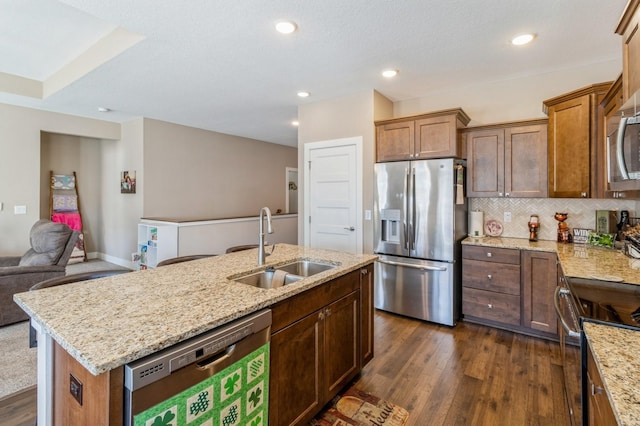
[0,0,630,147]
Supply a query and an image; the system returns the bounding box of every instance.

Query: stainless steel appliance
[373,158,467,326]
[607,109,640,190]
[124,309,272,425]
[555,276,640,425]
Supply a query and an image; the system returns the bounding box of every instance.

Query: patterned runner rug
[310,387,410,426]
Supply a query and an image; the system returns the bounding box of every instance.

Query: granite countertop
[583,322,640,425]
[463,236,640,285]
[14,244,377,375]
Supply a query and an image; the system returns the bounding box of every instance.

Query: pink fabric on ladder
[51,212,82,231]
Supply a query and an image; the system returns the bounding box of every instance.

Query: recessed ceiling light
[275,20,297,34]
[511,33,535,46]
[297,91,310,98]
[292,120,299,126]
[382,69,399,78]
[97,107,110,112]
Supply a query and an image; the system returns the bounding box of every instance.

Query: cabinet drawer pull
[487,274,492,280]
[486,252,492,258]
[487,304,493,309]
[591,383,605,396]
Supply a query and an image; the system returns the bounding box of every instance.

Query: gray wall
[143,119,297,219]
[0,104,296,265]
[297,90,392,254]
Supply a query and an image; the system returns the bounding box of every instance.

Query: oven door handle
[554,286,581,339]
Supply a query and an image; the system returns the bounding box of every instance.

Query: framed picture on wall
[121,170,136,194]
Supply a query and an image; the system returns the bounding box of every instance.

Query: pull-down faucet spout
[258,207,273,265]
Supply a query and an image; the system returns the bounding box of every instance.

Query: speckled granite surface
[583,322,640,426]
[463,237,640,285]
[13,244,376,375]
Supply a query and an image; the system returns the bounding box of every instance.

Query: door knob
[344,226,355,231]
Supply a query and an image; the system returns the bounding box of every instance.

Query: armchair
[0,220,79,326]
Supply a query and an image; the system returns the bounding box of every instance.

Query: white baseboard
[90,252,137,270]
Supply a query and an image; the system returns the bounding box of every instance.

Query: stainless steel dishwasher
[124,309,271,426]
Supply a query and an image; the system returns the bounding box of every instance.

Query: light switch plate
[14,205,26,215]
[504,211,512,223]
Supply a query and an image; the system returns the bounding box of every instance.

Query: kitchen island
[14,244,377,425]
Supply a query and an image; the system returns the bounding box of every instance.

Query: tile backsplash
[469,198,639,241]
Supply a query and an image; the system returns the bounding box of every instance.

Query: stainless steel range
[555,275,640,425]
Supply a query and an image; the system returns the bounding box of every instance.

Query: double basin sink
[232,260,335,289]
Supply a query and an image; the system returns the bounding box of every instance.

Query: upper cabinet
[616,0,640,103]
[375,108,470,162]
[465,120,548,198]
[543,82,611,198]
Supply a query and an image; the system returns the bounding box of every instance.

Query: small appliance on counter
[528,214,539,242]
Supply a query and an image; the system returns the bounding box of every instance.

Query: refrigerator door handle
[404,168,410,250]
[377,258,448,272]
[411,167,416,251]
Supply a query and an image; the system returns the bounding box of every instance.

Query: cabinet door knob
[487,304,493,309]
[319,311,325,321]
[498,192,503,197]
[361,269,368,275]
[581,192,587,198]
[326,308,332,316]
[486,252,492,258]
[487,274,492,280]
[505,192,510,197]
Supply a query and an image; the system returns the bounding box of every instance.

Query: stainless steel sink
[276,260,335,277]
[233,269,303,289]
[232,260,335,288]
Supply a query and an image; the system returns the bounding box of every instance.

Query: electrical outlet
[364,210,372,220]
[131,252,140,262]
[14,205,26,215]
[504,212,512,223]
[69,373,83,405]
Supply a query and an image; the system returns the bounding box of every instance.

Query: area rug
[0,321,36,399]
[310,387,409,426]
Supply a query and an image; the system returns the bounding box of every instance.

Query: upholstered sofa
[0,220,79,326]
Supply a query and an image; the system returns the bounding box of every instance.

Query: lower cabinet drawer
[463,287,521,326]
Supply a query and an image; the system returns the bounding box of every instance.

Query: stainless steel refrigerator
[373,158,467,326]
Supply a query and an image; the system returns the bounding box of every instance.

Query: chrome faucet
[258,207,273,265]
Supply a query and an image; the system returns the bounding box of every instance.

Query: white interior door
[304,137,362,254]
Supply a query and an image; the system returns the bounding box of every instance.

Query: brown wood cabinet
[586,342,618,425]
[543,83,611,198]
[465,120,548,198]
[53,341,123,426]
[462,246,521,326]
[616,0,640,103]
[360,264,374,366]
[522,250,558,335]
[462,245,560,340]
[269,268,366,426]
[375,109,470,161]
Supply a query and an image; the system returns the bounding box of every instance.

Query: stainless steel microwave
[608,114,640,188]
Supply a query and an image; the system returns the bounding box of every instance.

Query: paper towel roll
[470,211,485,237]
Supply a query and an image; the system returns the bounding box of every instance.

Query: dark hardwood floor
[0,385,36,426]
[354,311,571,426]
[0,311,570,425]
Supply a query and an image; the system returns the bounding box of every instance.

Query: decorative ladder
[49,171,87,263]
